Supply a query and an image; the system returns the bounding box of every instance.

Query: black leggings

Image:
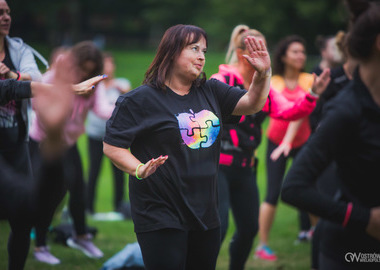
[29,140,87,247]
[265,139,311,231]
[0,142,54,270]
[217,165,259,270]
[0,149,33,270]
[86,137,125,213]
[136,227,220,270]
[311,162,340,269]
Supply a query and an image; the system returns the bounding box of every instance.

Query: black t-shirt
[0,44,25,149]
[104,79,246,232]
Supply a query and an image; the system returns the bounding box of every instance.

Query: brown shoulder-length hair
[71,41,103,81]
[273,35,306,76]
[143,24,208,90]
[345,0,380,61]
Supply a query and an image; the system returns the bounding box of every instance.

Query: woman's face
[0,1,11,37]
[172,36,207,82]
[323,38,343,65]
[282,42,306,71]
[103,57,115,77]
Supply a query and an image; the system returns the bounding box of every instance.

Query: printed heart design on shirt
[175,109,220,149]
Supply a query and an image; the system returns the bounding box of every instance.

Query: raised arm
[265,68,331,120]
[232,36,271,115]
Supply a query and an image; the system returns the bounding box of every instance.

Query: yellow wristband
[135,163,144,180]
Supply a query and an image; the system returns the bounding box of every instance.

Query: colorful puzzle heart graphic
[175,109,220,149]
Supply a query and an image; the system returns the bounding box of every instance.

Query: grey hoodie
[4,36,42,141]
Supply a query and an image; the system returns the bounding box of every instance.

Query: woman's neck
[103,77,114,88]
[0,36,5,53]
[343,58,357,80]
[165,76,192,95]
[237,63,254,90]
[360,57,380,107]
[0,37,6,62]
[283,67,300,90]
[319,59,329,70]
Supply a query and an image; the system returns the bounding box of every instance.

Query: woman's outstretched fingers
[252,37,261,52]
[258,39,266,51]
[245,37,255,55]
[138,155,168,179]
[73,74,107,96]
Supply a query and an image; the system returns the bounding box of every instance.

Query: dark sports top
[282,68,380,259]
[0,45,25,149]
[0,79,31,105]
[213,72,266,168]
[104,79,246,232]
[309,65,350,132]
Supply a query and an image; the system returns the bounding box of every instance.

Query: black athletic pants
[29,139,87,247]
[217,164,259,270]
[86,136,125,213]
[0,143,33,270]
[265,139,311,231]
[0,142,56,270]
[136,227,220,270]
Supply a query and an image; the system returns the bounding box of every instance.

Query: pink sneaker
[34,246,61,265]
[254,245,277,261]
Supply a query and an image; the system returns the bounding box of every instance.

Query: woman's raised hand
[311,68,331,96]
[72,75,108,96]
[136,155,169,180]
[243,36,271,76]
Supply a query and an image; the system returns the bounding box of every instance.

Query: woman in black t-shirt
[103,24,272,269]
[282,1,380,269]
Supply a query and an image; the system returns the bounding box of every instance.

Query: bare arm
[5,70,32,81]
[270,119,304,161]
[103,142,168,179]
[232,36,271,115]
[367,206,380,241]
[30,75,106,98]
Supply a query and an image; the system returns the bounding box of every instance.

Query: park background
[1,0,352,269]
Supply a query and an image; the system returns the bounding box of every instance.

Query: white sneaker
[66,234,103,258]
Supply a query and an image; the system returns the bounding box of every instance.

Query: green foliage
[9,0,349,54]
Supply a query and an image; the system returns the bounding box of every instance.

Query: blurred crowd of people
[1,0,379,269]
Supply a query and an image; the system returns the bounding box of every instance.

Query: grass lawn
[0,49,311,269]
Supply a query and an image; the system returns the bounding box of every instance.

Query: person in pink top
[211,25,330,269]
[29,41,108,265]
[255,35,320,261]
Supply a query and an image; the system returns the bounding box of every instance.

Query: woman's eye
[192,47,198,51]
